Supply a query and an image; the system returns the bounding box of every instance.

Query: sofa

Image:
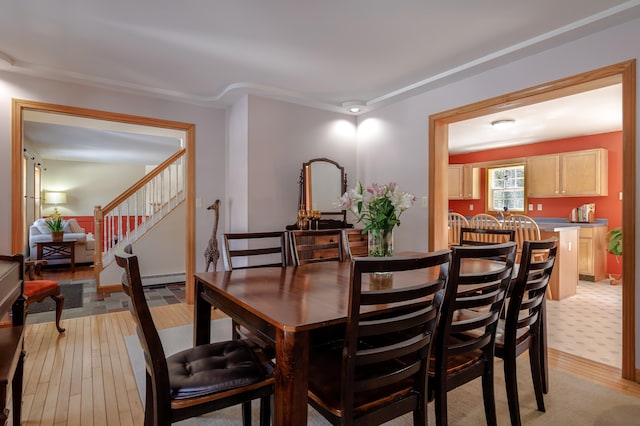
[29,218,95,264]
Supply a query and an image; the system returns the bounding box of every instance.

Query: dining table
[192,254,532,425]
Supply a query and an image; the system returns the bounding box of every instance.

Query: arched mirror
[288,158,351,230]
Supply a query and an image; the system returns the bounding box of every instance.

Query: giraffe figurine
[204,199,221,272]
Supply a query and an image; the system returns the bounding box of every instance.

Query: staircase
[93,149,186,288]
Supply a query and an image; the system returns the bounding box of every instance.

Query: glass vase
[368,228,394,257]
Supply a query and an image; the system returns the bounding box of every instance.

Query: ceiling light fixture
[342,101,365,114]
[491,119,516,130]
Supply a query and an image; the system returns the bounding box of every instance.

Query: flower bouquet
[338,181,415,257]
[45,208,65,241]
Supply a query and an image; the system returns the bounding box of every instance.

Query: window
[487,164,525,212]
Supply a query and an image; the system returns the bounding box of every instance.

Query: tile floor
[26,280,186,325]
[27,277,623,368]
[546,279,622,368]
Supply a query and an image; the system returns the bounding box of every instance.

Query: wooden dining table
[192,255,525,425]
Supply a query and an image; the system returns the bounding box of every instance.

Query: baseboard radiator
[141,272,185,287]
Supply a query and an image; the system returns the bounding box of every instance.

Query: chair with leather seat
[307,251,451,426]
[115,245,274,426]
[495,238,557,426]
[23,259,65,333]
[289,229,344,265]
[429,242,517,426]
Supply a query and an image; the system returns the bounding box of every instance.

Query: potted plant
[45,208,65,241]
[606,227,622,285]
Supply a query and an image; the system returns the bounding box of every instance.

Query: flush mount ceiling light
[342,101,365,114]
[491,119,516,130]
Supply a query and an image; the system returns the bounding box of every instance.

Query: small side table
[36,240,76,272]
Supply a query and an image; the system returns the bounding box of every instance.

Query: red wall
[449,131,622,275]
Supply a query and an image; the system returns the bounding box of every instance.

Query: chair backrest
[469,213,502,230]
[342,228,368,259]
[289,229,344,265]
[432,242,517,388]
[223,231,287,270]
[448,212,470,246]
[503,239,557,349]
[338,251,451,422]
[115,245,171,411]
[460,227,515,246]
[502,214,541,254]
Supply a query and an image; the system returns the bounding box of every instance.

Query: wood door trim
[428,60,636,380]
[11,99,197,302]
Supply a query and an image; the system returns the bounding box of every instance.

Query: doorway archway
[428,60,636,379]
[11,99,196,301]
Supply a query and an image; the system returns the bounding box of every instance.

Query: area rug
[125,320,640,425]
[28,280,86,313]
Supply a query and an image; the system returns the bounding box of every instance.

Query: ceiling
[3,1,636,159]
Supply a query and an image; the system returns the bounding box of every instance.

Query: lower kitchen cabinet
[578,225,607,281]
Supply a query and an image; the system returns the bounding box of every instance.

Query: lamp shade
[44,191,67,204]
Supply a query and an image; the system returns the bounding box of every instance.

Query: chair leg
[434,380,448,426]
[241,400,252,426]
[144,373,155,426]
[529,340,546,413]
[259,395,271,426]
[503,353,522,426]
[51,293,65,333]
[481,360,498,426]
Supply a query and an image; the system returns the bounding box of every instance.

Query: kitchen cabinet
[448,164,480,200]
[540,227,578,300]
[526,148,608,197]
[578,225,607,281]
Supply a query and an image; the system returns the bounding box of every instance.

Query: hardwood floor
[18,297,640,425]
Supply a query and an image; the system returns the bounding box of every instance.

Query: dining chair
[342,228,369,259]
[223,231,288,270]
[495,238,557,426]
[429,241,517,426]
[307,251,451,426]
[289,229,344,265]
[501,214,542,262]
[459,227,515,246]
[223,231,287,356]
[23,259,65,333]
[447,212,469,247]
[115,246,274,426]
[469,213,502,230]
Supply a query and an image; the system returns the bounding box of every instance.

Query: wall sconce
[44,191,67,205]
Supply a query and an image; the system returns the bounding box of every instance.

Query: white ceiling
[3,1,636,159]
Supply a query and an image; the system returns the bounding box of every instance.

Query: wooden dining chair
[447,212,469,247]
[223,231,288,270]
[23,259,65,333]
[459,227,515,246]
[307,251,451,426]
[469,213,502,230]
[495,238,557,426]
[429,242,517,426]
[342,228,368,259]
[501,214,542,262]
[222,231,287,356]
[115,246,274,426]
[289,229,344,265]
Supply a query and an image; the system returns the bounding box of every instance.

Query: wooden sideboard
[0,254,25,426]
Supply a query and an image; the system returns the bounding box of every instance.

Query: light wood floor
[21,265,640,423]
[16,303,640,426]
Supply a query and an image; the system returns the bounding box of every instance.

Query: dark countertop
[532,217,608,232]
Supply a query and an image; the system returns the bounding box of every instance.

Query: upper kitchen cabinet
[448,164,480,200]
[526,148,608,197]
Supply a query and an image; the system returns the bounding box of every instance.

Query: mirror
[289,158,350,230]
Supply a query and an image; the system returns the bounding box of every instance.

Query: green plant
[607,227,622,257]
[45,208,64,232]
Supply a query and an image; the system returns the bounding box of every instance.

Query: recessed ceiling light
[491,119,516,129]
[342,101,365,114]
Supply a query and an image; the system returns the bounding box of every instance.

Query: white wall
[0,71,227,273]
[356,17,640,365]
[245,96,357,231]
[40,159,145,216]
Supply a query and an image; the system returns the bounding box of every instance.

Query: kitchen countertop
[532,217,608,232]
